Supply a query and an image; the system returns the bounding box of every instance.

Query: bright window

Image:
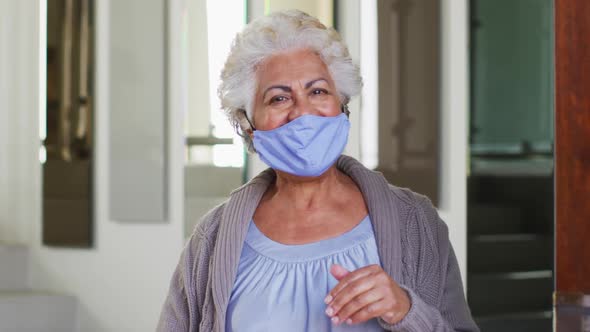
[185,0,246,167]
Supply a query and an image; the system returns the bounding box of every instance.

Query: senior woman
[158,10,479,332]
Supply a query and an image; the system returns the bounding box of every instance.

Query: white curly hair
[218,9,362,152]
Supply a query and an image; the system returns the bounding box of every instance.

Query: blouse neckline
[245,215,374,263]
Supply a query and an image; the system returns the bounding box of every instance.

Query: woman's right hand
[324,264,411,326]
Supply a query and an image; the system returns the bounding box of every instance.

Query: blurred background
[0,0,556,331]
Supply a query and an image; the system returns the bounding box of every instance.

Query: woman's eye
[270,95,288,104]
[311,88,328,95]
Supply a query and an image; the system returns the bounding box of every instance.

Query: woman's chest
[225,217,384,332]
[253,209,367,246]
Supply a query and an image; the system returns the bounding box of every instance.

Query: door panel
[554,0,590,330]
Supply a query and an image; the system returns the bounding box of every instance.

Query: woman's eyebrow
[262,78,328,99]
[262,85,291,100]
[305,78,328,89]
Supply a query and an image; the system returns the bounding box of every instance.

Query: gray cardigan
[157,156,480,332]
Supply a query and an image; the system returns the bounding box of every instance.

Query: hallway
[1,0,588,331]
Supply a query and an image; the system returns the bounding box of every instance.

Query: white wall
[108,0,168,222]
[0,0,187,330]
[0,0,41,245]
[336,0,362,161]
[439,0,469,288]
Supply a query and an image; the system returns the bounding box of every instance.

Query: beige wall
[266,0,333,26]
[376,0,440,202]
[186,0,211,137]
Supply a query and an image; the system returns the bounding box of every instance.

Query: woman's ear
[238,108,255,137]
[341,104,350,117]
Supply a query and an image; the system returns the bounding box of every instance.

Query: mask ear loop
[240,109,256,132]
[341,104,350,118]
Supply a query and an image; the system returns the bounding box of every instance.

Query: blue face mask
[252,113,350,177]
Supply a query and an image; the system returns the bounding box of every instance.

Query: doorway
[467,0,554,331]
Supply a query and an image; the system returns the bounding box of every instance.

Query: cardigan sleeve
[157,204,224,332]
[378,197,480,332]
[157,233,201,332]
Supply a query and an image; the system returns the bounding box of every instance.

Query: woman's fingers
[325,264,410,325]
[346,298,390,325]
[329,264,350,280]
[329,287,385,325]
[345,288,410,325]
[326,276,377,316]
[325,264,380,303]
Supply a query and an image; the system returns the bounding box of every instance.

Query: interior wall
[3,0,187,330]
[439,0,469,288]
[336,0,362,161]
[0,0,40,245]
[265,0,333,25]
[108,0,168,223]
[186,0,211,138]
[377,0,441,205]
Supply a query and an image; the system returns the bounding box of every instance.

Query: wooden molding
[555,0,590,293]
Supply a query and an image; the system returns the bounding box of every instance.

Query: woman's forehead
[256,49,334,91]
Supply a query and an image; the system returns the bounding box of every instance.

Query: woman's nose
[288,96,317,121]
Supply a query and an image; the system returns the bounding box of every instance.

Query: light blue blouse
[226,215,384,331]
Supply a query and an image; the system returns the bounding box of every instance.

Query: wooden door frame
[554,0,590,329]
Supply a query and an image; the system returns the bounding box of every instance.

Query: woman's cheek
[258,115,288,131]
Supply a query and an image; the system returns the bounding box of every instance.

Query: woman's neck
[268,165,352,211]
